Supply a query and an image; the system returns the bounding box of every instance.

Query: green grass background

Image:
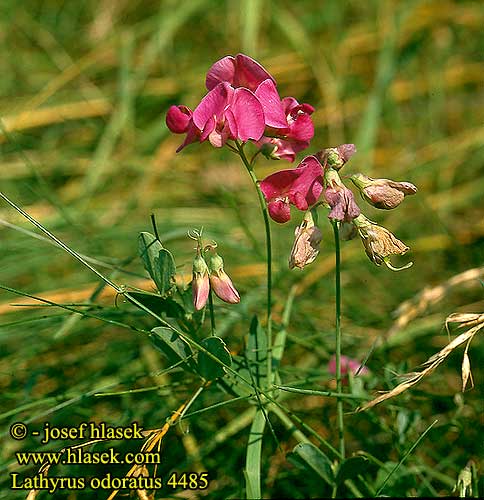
[0,0,483,498]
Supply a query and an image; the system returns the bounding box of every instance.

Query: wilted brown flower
[350,173,417,210]
[324,169,361,222]
[353,214,412,270]
[289,211,323,269]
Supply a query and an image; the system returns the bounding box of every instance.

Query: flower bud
[192,251,210,310]
[353,214,412,271]
[289,211,322,269]
[315,144,356,170]
[208,252,240,304]
[166,105,192,134]
[350,173,417,210]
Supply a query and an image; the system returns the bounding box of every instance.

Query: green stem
[208,289,216,335]
[332,220,345,459]
[235,141,273,389]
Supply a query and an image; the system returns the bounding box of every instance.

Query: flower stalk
[332,220,345,459]
[235,141,273,389]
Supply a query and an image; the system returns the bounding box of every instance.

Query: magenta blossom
[257,97,315,162]
[166,53,314,157]
[260,155,324,223]
[192,82,265,148]
[328,355,369,378]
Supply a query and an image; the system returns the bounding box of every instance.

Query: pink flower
[208,252,240,304]
[328,355,369,377]
[207,54,314,156]
[257,97,315,162]
[192,82,265,147]
[260,155,324,223]
[192,251,210,311]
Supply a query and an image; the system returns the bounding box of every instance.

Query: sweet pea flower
[191,82,266,148]
[206,54,314,156]
[192,250,210,311]
[208,252,240,304]
[257,97,315,162]
[260,155,324,223]
[328,355,369,377]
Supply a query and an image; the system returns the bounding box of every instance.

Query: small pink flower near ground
[328,354,369,377]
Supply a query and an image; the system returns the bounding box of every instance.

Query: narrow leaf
[244,408,266,499]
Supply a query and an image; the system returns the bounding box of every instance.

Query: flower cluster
[166,54,314,161]
[191,240,240,311]
[260,145,417,270]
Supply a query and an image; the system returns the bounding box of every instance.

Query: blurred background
[1,0,482,498]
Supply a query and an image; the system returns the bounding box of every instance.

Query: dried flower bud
[353,214,412,271]
[350,173,417,210]
[315,144,356,170]
[324,169,361,222]
[192,250,210,310]
[289,211,323,269]
[208,252,240,304]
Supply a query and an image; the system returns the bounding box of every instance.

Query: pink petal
[268,199,291,223]
[255,79,288,128]
[229,88,265,141]
[288,113,314,142]
[206,56,236,90]
[199,115,216,142]
[233,53,275,90]
[166,105,192,133]
[260,168,300,200]
[290,156,324,205]
[210,272,240,304]
[193,82,233,130]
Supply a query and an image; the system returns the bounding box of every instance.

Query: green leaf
[128,291,185,319]
[217,355,254,398]
[290,442,334,486]
[150,327,195,371]
[244,408,266,499]
[197,336,232,380]
[336,456,373,485]
[156,248,177,296]
[138,232,176,296]
[138,232,163,278]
